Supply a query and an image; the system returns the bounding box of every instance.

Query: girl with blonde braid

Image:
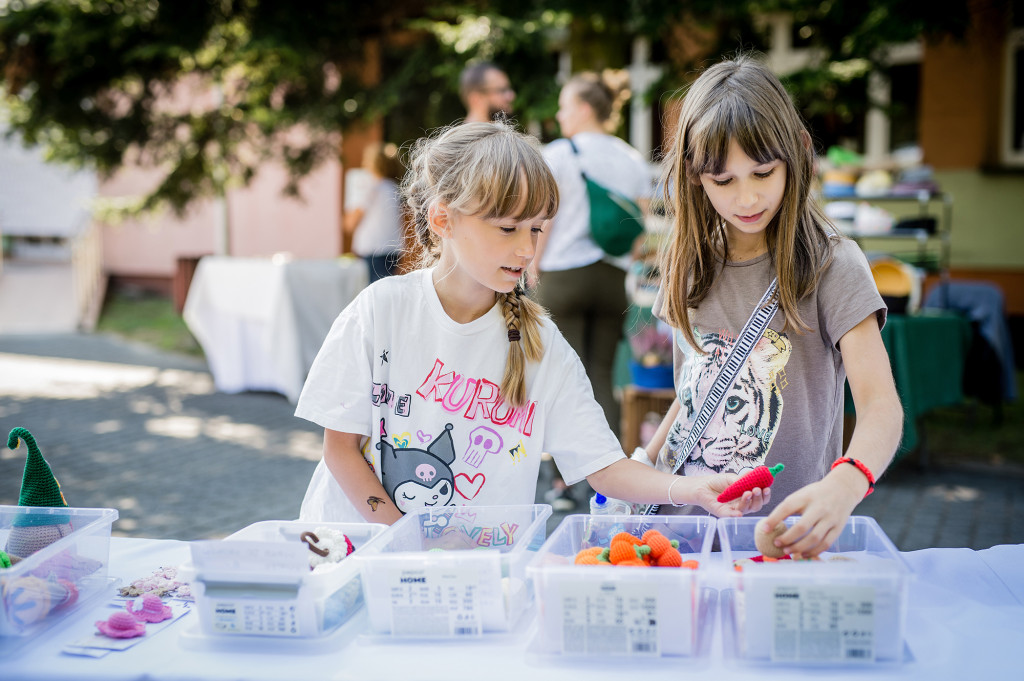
[296,121,760,524]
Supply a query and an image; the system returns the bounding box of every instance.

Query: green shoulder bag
[568,138,644,257]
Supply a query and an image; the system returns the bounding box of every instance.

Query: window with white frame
[1003,23,1024,166]
[763,14,921,164]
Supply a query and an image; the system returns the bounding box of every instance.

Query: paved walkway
[1,332,1022,550]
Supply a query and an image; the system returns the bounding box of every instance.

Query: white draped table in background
[183,255,368,403]
[3,539,1021,680]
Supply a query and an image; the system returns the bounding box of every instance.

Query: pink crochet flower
[96,611,146,638]
[127,594,173,623]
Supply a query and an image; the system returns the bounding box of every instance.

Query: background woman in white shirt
[530,71,652,508]
[345,142,405,284]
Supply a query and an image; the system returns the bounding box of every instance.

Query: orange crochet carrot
[612,532,642,546]
[574,546,605,565]
[608,538,640,565]
[717,463,784,502]
[640,529,678,559]
[654,547,683,568]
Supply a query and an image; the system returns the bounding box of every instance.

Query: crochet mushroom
[96,611,146,638]
[127,594,173,623]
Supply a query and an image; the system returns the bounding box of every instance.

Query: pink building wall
[100,152,342,279]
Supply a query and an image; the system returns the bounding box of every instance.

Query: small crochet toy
[96,611,146,638]
[0,574,78,628]
[572,530,699,569]
[126,594,173,623]
[300,528,354,569]
[118,566,192,600]
[754,517,788,558]
[5,427,74,558]
[717,463,785,503]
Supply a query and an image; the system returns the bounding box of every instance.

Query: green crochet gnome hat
[9,427,70,527]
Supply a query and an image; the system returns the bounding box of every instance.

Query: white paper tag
[386,564,484,637]
[190,540,307,582]
[63,600,192,656]
[560,581,660,656]
[771,584,875,662]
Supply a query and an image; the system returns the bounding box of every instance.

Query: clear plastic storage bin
[719,515,911,666]
[185,520,386,638]
[0,506,118,642]
[355,504,551,638]
[527,514,715,657]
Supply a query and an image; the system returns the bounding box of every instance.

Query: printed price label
[771,584,876,662]
[211,599,300,636]
[560,581,660,656]
[387,565,484,637]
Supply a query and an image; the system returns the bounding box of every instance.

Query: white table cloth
[3,538,1021,680]
[183,256,367,403]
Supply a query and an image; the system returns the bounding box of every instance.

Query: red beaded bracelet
[831,457,875,497]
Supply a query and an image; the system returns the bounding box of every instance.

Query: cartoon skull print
[462,425,503,468]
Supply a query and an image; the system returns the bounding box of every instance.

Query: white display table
[3,538,1020,680]
[183,256,367,403]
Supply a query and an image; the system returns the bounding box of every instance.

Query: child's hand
[687,473,770,517]
[758,474,863,558]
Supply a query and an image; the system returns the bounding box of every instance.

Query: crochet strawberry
[717,463,785,503]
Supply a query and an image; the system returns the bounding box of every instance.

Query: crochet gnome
[5,427,74,559]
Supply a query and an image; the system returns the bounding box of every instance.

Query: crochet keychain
[299,528,354,569]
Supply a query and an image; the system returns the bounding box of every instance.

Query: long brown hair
[402,121,558,407]
[660,55,836,350]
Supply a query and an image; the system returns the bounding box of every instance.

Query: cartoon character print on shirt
[379,423,457,514]
[663,327,792,476]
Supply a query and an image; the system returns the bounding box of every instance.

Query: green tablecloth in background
[846,311,971,455]
[618,309,971,457]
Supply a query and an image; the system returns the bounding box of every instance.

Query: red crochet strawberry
[717,463,784,503]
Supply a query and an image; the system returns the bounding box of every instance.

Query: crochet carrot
[717,463,784,502]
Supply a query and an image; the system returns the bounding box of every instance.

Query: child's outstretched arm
[586,458,769,517]
[322,428,404,524]
[761,314,902,557]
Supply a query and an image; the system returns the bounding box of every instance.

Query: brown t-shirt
[652,237,885,515]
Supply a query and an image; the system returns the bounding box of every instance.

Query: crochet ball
[754,518,787,558]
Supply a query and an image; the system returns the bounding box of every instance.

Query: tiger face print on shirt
[662,327,792,476]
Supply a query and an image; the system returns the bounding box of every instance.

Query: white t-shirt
[350,178,402,257]
[540,132,653,272]
[296,268,625,522]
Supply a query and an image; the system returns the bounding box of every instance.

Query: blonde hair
[565,70,631,132]
[660,54,836,351]
[402,121,558,407]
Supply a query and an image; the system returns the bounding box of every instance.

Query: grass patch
[96,288,203,358]
[918,371,1024,467]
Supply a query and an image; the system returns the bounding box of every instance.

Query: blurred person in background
[345,142,405,284]
[530,71,652,510]
[460,61,516,123]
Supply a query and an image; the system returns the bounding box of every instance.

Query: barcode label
[387,565,483,637]
[771,585,876,662]
[560,581,659,656]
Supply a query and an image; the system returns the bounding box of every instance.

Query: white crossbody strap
[641,278,779,517]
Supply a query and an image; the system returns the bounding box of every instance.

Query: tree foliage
[0,0,974,216]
